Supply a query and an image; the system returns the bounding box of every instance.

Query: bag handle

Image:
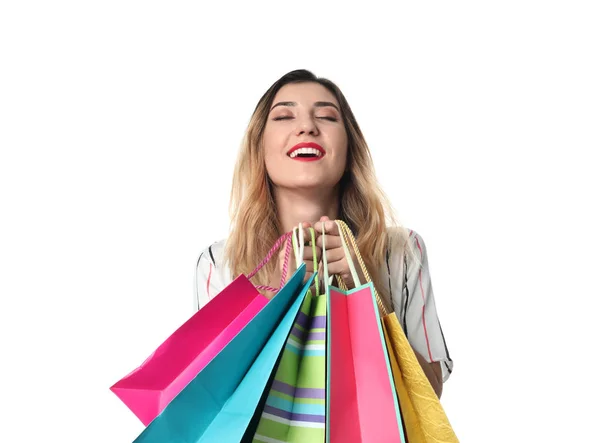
[334,220,362,288]
[247,231,293,292]
[320,220,357,291]
[321,221,330,288]
[292,224,320,297]
[319,221,337,292]
[334,220,390,316]
[308,227,320,297]
[291,224,304,270]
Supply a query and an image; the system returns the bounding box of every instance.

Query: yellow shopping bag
[337,221,459,443]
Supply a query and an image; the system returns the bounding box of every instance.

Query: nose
[295,115,319,136]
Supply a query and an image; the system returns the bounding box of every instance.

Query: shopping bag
[252,226,327,443]
[111,232,294,425]
[382,324,427,442]
[133,262,312,443]
[325,220,406,443]
[337,220,458,443]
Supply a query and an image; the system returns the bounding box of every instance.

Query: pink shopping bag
[110,232,293,426]
[328,285,404,442]
[324,220,405,443]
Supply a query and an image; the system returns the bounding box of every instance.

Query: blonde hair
[224,69,419,307]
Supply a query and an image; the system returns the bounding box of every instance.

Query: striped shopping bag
[252,226,326,443]
[252,292,326,443]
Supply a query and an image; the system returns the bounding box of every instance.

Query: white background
[1,1,599,442]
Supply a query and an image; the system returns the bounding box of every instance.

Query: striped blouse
[194,229,454,382]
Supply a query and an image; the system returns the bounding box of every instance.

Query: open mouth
[288,147,324,159]
[287,143,326,161]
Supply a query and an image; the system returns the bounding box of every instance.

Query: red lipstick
[287,142,326,162]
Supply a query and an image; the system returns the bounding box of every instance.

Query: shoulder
[384,225,421,253]
[406,229,427,258]
[197,239,227,268]
[384,226,427,270]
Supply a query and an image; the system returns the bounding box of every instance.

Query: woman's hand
[313,216,364,289]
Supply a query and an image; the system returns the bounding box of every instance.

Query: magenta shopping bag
[110,232,293,425]
[325,221,405,443]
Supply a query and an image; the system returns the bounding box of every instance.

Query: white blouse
[194,229,454,382]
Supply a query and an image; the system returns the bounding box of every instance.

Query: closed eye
[273,116,338,122]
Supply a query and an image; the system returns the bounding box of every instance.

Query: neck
[273,186,340,234]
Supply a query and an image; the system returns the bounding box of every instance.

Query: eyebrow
[270,101,340,112]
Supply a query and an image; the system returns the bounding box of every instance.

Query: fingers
[313,219,339,236]
[303,226,317,244]
[299,225,312,240]
[290,222,345,271]
[293,224,325,249]
[315,234,342,249]
[323,247,345,264]
[313,260,345,284]
[307,248,347,273]
[300,237,322,272]
[301,260,319,274]
[291,219,339,240]
[297,246,346,274]
[294,225,317,245]
[323,259,349,276]
[301,246,321,262]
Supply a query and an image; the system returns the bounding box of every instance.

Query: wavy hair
[224,69,419,309]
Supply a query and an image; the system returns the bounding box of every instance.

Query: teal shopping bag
[134,263,309,443]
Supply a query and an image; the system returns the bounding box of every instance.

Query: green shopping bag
[252,226,326,443]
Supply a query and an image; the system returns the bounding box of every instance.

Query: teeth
[290,147,322,158]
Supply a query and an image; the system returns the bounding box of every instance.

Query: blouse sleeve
[389,230,454,382]
[194,243,228,312]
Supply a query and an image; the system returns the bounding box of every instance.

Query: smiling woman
[194,69,453,398]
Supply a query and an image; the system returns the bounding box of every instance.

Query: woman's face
[263,82,348,192]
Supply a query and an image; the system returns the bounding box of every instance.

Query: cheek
[262,128,283,158]
[334,133,349,175]
[262,130,285,178]
[332,130,349,161]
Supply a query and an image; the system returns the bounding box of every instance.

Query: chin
[270,171,344,191]
[283,179,339,191]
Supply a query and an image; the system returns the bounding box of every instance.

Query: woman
[194,69,452,398]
